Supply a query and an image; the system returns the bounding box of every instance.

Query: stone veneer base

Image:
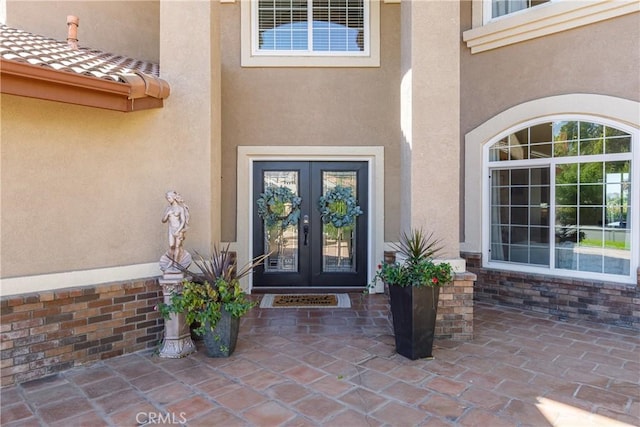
[383,251,476,341]
[0,278,163,387]
[462,252,640,329]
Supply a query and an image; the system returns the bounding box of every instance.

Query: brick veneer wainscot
[436,272,476,341]
[462,252,640,329]
[383,252,476,341]
[0,279,163,387]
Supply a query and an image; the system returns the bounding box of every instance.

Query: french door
[252,161,368,287]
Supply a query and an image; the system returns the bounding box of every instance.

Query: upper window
[256,0,365,53]
[490,0,549,20]
[486,119,636,281]
[241,0,380,67]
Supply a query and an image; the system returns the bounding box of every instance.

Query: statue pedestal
[158,274,196,358]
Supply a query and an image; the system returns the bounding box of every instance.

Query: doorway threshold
[251,287,366,294]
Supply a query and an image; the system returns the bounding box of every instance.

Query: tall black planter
[388,285,440,360]
[203,309,239,357]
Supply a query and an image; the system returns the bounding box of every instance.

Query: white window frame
[482,115,639,284]
[484,0,550,22]
[241,0,380,67]
[464,0,639,54]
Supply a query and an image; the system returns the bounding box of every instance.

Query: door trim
[234,146,385,293]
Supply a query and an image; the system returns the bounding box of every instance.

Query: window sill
[463,0,639,54]
[483,261,638,286]
[240,54,380,68]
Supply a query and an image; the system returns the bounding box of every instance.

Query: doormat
[259,294,351,308]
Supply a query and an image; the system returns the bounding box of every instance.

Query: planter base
[203,309,239,357]
[158,336,197,359]
[158,275,196,359]
[389,285,440,360]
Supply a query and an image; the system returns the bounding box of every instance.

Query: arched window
[485,117,636,281]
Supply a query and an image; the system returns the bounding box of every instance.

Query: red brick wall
[462,252,640,329]
[0,279,163,387]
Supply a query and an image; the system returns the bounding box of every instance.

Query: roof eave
[0,59,168,112]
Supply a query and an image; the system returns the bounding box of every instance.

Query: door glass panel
[321,171,359,273]
[262,171,299,273]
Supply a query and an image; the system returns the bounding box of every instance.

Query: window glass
[490,167,550,266]
[530,123,552,144]
[491,122,631,159]
[553,121,579,142]
[488,120,633,278]
[606,137,631,154]
[491,0,550,19]
[257,0,365,54]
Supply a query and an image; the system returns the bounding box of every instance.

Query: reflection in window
[262,171,300,273]
[491,0,550,19]
[488,119,633,278]
[491,167,550,265]
[322,171,359,273]
[257,0,365,53]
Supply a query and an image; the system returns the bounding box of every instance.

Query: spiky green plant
[369,228,452,290]
[392,228,444,264]
[159,244,269,335]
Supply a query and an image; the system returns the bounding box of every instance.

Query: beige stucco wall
[400,0,461,259]
[218,2,402,243]
[460,8,640,137]
[4,0,160,63]
[0,1,220,280]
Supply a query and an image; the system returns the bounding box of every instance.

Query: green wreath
[318,185,363,228]
[256,186,302,228]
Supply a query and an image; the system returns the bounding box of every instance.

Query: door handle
[303,215,309,246]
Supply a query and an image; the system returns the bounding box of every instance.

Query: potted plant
[369,228,453,360]
[159,244,267,357]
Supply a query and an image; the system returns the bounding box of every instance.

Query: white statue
[160,191,192,272]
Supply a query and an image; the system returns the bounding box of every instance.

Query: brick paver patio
[1,294,638,426]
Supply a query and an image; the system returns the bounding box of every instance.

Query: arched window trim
[481,114,639,285]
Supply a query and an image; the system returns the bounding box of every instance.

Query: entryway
[252,161,368,288]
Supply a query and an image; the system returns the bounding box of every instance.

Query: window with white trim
[464,1,638,54]
[242,0,380,67]
[489,0,550,20]
[487,118,635,280]
[255,0,366,54]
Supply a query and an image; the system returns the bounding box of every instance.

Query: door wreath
[256,185,302,228]
[317,185,363,267]
[317,185,363,228]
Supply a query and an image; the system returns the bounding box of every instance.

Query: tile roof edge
[120,72,170,100]
[1,23,169,102]
[1,58,167,112]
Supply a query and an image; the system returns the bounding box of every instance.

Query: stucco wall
[460,8,640,137]
[218,2,402,243]
[0,1,220,281]
[4,0,160,63]
[399,0,461,259]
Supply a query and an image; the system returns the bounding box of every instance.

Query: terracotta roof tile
[1,24,160,83]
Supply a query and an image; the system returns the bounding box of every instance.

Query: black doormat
[259,294,351,308]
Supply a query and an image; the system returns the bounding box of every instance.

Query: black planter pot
[203,309,239,357]
[388,285,440,360]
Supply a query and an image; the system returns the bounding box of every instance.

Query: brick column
[436,272,476,340]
